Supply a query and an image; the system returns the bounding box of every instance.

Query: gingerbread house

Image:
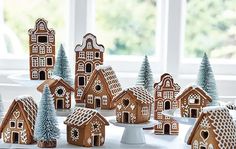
[37,76,74,109]
[81,65,122,110]
[64,107,109,147]
[114,87,154,124]
[154,73,181,135]
[0,96,38,144]
[28,18,55,80]
[187,107,236,149]
[176,85,212,118]
[74,33,105,104]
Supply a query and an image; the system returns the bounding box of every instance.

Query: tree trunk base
[37,139,57,148]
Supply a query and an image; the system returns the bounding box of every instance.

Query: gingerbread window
[32,71,38,78]
[85,63,92,73]
[32,45,38,53]
[46,57,53,66]
[55,86,66,97]
[32,57,38,67]
[17,122,23,129]
[95,52,100,59]
[78,76,85,86]
[87,95,93,104]
[188,94,200,104]
[10,120,16,128]
[77,88,83,96]
[78,63,84,71]
[86,52,93,60]
[47,46,52,53]
[166,80,170,87]
[79,52,85,58]
[172,123,177,129]
[102,96,108,105]
[141,107,148,115]
[87,41,92,49]
[39,46,45,54]
[71,127,79,141]
[48,70,52,78]
[193,140,198,149]
[39,57,45,67]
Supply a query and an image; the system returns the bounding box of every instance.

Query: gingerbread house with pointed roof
[154,73,181,135]
[114,87,154,124]
[187,107,236,149]
[0,96,38,144]
[37,76,74,109]
[74,33,105,104]
[28,18,55,80]
[81,65,122,110]
[176,85,212,118]
[64,107,109,147]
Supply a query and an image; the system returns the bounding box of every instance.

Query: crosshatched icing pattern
[128,87,154,104]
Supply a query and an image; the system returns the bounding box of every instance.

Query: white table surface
[0,116,191,149]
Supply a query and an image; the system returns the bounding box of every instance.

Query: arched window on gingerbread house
[87,41,92,49]
[164,101,170,110]
[85,63,92,73]
[32,71,38,79]
[165,80,170,87]
[32,45,38,53]
[78,63,84,71]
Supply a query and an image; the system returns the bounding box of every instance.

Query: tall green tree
[136,55,154,94]
[53,44,73,85]
[197,53,219,105]
[34,85,60,147]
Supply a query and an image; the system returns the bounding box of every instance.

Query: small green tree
[136,55,154,94]
[34,85,60,147]
[53,44,73,85]
[197,53,219,105]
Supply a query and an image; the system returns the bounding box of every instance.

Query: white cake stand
[109,119,157,145]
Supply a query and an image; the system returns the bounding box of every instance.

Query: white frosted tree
[136,55,154,94]
[197,53,219,105]
[53,44,73,85]
[34,85,60,148]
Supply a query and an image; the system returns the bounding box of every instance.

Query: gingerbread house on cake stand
[81,65,122,110]
[74,33,105,104]
[0,96,38,144]
[109,87,156,144]
[28,18,55,80]
[64,107,109,147]
[187,107,236,149]
[154,73,181,135]
[176,85,212,118]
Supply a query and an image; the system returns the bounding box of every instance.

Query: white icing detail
[13,109,20,119]
[127,87,154,104]
[87,137,91,144]
[3,128,10,142]
[117,104,122,110]
[130,104,135,110]
[20,129,27,144]
[71,127,79,141]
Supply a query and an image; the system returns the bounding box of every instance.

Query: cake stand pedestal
[109,119,157,145]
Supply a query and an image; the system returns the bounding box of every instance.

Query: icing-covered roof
[64,107,109,126]
[0,95,38,136]
[187,107,236,148]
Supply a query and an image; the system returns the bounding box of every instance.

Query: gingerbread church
[187,107,236,149]
[81,65,122,110]
[74,33,105,104]
[176,85,212,118]
[154,73,180,135]
[37,76,74,109]
[114,87,154,124]
[64,107,109,147]
[0,96,38,144]
[28,18,55,80]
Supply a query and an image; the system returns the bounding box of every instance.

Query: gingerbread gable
[0,96,38,137]
[28,18,55,35]
[154,73,180,91]
[114,87,154,104]
[37,76,74,93]
[64,108,109,127]
[187,107,236,148]
[82,65,122,100]
[75,33,104,52]
[176,85,212,103]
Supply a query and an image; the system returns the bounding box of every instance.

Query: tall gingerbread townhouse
[74,33,104,104]
[28,18,55,80]
[154,73,181,135]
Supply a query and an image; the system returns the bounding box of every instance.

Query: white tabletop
[0,116,191,149]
